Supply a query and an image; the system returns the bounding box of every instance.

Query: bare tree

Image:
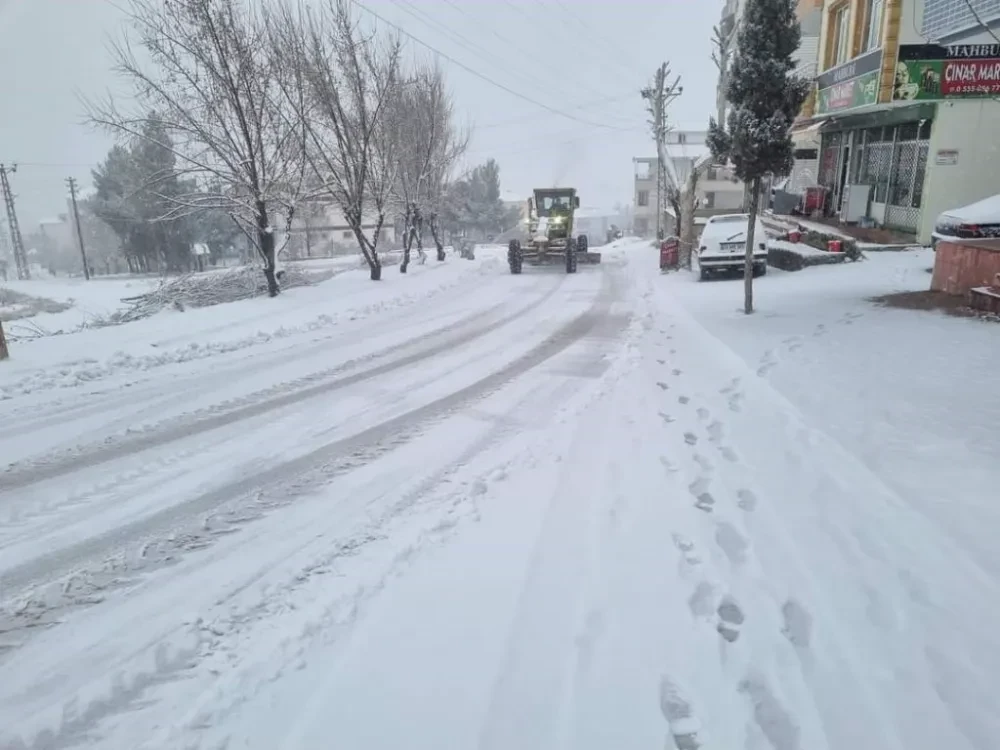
[391,64,468,271]
[642,63,716,269]
[276,0,402,281]
[89,0,309,297]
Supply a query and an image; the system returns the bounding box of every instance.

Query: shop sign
[935,149,959,165]
[815,49,883,115]
[894,44,1000,100]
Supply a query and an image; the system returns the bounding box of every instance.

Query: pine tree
[707,0,809,314]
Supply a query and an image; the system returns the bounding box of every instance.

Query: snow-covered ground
[1,242,997,750]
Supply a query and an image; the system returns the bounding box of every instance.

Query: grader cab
[507,188,601,274]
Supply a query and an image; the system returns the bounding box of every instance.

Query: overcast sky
[0,0,720,227]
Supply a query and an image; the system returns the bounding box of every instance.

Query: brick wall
[930,240,1000,295]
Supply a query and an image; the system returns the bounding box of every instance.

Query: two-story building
[632,131,745,237]
[800,0,1000,242]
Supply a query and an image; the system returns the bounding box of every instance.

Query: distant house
[282,197,397,258]
[38,216,74,251]
[501,189,527,229]
[633,130,745,237]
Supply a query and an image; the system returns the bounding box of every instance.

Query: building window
[343,231,352,239]
[861,0,884,51]
[677,132,687,144]
[637,190,650,207]
[707,166,718,180]
[833,4,851,65]
[922,0,1000,41]
[635,161,652,179]
[703,191,716,208]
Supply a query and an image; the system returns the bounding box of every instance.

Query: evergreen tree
[92,114,193,273]
[440,159,517,239]
[707,0,809,314]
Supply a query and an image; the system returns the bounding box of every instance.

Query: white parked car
[932,193,1000,245]
[696,213,769,281]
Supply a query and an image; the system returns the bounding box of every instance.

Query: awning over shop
[819,101,937,133]
[790,117,827,133]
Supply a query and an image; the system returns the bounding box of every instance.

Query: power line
[960,0,1000,45]
[477,92,639,129]
[349,0,639,132]
[437,0,627,107]
[387,0,554,104]
[544,0,646,80]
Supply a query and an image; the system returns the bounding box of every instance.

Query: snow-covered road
[2,243,998,750]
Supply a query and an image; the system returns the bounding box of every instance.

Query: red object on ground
[788,230,801,243]
[660,237,679,269]
[802,186,826,214]
[828,239,842,253]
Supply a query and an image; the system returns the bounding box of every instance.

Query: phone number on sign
[943,82,1000,95]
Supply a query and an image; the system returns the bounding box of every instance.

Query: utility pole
[66,177,90,280]
[0,164,29,280]
[641,64,683,239]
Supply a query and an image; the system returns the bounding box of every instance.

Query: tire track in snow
[0,269,622,613]
[0,283,558,531]
[2,379,570,748]
[0,261,518,437]
[0,273,568,492]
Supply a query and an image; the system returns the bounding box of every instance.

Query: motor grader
[507,188,601,274]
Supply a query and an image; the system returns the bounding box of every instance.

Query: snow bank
[0,251,504,401]
[0,276,158,332]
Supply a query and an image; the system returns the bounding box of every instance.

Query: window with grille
[637,190,649,207]
[922,0,1000,40]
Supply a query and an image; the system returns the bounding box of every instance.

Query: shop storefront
[893,43,1000,242]
[819,111,933,233]
[810,43,1000,238]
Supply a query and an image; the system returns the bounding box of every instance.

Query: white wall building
[283,198,397,258]
[633,131,744,237]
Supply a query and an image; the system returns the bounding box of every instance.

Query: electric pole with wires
[0,164,29,280]
[641,63,683,239]
[66,177,90,280]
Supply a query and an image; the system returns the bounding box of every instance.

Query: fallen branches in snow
[104,264,332,325]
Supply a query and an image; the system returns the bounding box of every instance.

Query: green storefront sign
[815,49,883,115]
[894,44,1000,101]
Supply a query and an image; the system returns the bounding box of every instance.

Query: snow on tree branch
[87,0,309,296]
